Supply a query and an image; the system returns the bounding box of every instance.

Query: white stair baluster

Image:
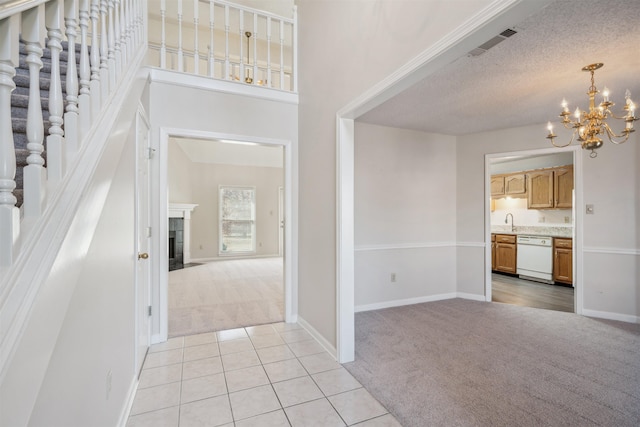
[239,10,244,82]
[135,0,142,46]
[252,13,257,84]
[159,0,166,68]
[107,0,116,87]
[118,0,126,65]
[177,0,183,72]
[266,17,271,88]
[207,0,214,77]
[64,0,80,155]
[0,16,20,266]
[45,0,66,185]
[114,0,123,71]
[193,0,199,75]
[90,0,101,116]
[224,4,229,79]
[125,0,133,55]
[279,19,284,90]
[292,5,297,93]
[99,0,109,101]
[78,0,91,138]
[22,5,46,218]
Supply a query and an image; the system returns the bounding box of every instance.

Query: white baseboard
[190,254,282,263]
[296,315,338,360]
[456,292,487,302]
[582,309,640,324]
[151,333,163,345]
[355,293,458,313]
[117,376,139,427]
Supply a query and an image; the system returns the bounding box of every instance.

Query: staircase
[11,40,80,207]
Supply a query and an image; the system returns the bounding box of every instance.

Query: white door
[135,107,151,375]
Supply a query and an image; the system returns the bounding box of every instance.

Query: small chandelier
[546,63,637,158]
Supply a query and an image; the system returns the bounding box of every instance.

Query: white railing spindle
[239,10,244,81]
[279,19,284,90]
[99,0,109,100]
[159,0,166,68]
[64,0,80,155]
[292,5,297,92]
[90,0,101,115]
[78,0,91,138]
[118,0,126,65]
[0,16,19,266]
[177,0,183,72]
[22,5,46,217]
[107,0,116,87]
[266,16,271,88]
[45,0,65,185]
[252,13,257,84]
[113,0,122,75]
[224,4,229,79]
[193,0,199,75]
[207,0,214,77]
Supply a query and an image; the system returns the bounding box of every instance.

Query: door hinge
[147,147,156,159]
[147,226,152,238]
[148,306,152,316]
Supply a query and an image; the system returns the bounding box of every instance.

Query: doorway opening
[485,147,583,315]
[151,128,296,344]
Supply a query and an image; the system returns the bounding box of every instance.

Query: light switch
[586,204,594,214]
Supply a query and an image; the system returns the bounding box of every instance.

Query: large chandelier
[546,63,637,158]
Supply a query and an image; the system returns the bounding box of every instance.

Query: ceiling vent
[468,28,518,57]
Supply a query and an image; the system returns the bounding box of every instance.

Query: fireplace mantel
[168,203,198,264]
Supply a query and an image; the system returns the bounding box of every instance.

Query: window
[219,186,256,254]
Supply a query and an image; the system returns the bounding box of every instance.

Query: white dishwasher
[516,235,553,283]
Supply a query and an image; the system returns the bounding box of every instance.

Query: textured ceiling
[358,0,640,136]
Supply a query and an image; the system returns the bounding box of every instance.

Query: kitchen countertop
[491,225,573,238]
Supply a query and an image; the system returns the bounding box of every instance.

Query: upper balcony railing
[147,0,297,93]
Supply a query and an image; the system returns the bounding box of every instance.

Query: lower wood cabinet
[493,234,516,274]
[553,238,573,285]
[491,234,496,271]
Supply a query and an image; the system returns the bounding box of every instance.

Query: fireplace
[168,218,183,271]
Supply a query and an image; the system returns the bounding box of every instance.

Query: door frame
[150,127,297,343]
[484,145,583,315]
[134,104,152,372]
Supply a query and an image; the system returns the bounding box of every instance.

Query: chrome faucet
[505,213,514,233]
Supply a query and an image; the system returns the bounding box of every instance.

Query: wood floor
[491,273,574,313]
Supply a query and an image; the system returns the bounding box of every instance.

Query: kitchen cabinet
[527,166,574,209]
[494,234,517,274]
[553,238,573,285]
[491,173,526,197]
[491,176,505,196]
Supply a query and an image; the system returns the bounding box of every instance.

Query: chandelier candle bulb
[602,87,610,102]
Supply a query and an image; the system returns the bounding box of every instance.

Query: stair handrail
[0,0,48,20]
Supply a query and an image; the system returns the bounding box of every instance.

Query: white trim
[582,309,640,324]
[355,242,457,251]
[154,128,297,344]
[168,203,198,218]
[457,292,487,302]
[148,67,298,104]
[583,247,640,256]
[189,254,281,263]
[355,293,458,313]
[335,0,548,364]
[456,242,486,248]
[297,315,337,360]
[117,377,139,427]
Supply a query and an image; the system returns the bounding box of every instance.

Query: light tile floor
[127,322,401,427]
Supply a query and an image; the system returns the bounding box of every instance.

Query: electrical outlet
[390,273,396,283]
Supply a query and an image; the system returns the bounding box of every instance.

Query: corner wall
[354,123,457,310]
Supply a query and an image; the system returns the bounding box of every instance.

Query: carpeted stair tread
[10,93,49,109]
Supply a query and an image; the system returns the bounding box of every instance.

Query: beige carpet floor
[168,257,284,337]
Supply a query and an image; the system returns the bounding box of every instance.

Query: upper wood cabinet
[491,173,526,197]
[527,165,574,209]
[554,166,574,209]
[491,176,505,196]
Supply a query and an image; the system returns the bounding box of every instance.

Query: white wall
[297,0,496,349]
[457,123,639,319]
[354,123,457,309]
[0,82,147,426]
[168,141,284,259]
